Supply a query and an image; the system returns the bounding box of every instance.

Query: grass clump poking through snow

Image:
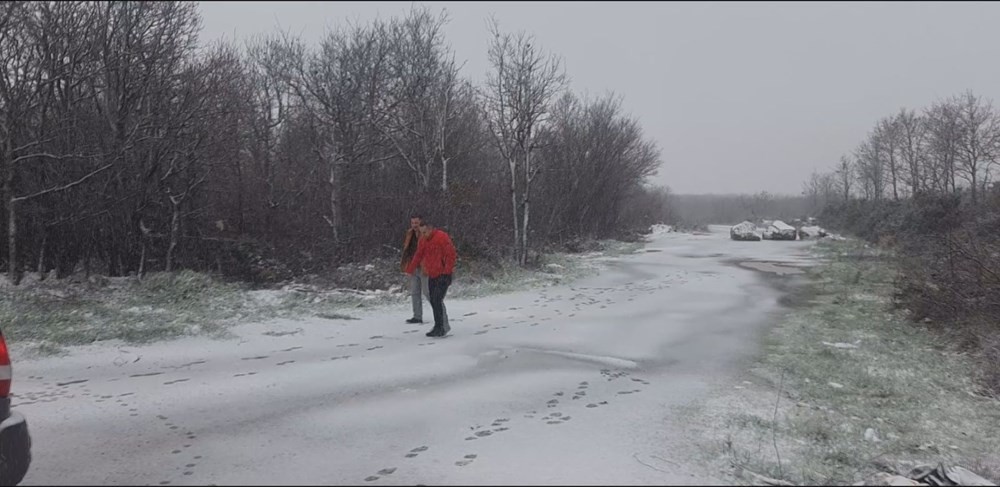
[1,271,263,355]
[677,239,1000,486]
[450,239,643,299]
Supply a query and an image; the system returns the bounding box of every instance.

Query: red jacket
[405,229,456,278]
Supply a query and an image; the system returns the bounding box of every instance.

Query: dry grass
[675,240,1000,485]
[2,239,643,356]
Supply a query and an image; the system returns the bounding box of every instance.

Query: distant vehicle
[0,329,30,486]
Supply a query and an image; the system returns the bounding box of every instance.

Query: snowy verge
[672,240,1000,486]
[3,239,644,357]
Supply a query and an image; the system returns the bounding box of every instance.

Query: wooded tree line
[805,91,1000,210]
[813,91,1000,394]
[669,192,813,227]
[0,1,670,285]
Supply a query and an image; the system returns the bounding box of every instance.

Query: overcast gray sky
[196,1,1000,195]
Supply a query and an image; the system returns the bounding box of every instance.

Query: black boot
[426,326,444,337]
[406,318,423,324]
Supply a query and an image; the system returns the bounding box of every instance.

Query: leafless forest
[0,1,671,285]
[809,91,1000,392]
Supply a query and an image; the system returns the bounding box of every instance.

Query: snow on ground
[13,225,817,486]
[648,223,674,236]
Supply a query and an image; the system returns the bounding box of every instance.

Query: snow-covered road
[14,226,816,486]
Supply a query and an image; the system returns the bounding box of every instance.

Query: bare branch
[13,163,114,202]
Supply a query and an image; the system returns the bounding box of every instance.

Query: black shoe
[426,328,444,337]
[406,318,423,324]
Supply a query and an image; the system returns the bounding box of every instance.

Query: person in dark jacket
[405,221,457,337]
[401,214,441,325]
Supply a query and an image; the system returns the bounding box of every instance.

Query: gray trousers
[411,268,448,330]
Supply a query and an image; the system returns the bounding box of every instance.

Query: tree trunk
[509,158,520,264]
[138,242,146,279]
[441,156,448,193]
[521,194,530,266]
[889,153,899,200]
[236,160,245,235]
[37,230,46,280]
[166,196,180,272]
[328,159,342,244]
[971,169,979,206]
[521,145,531,266]
[4,141,18,285]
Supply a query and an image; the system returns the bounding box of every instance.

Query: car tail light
[0,332,11,397]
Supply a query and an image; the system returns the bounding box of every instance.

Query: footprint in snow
[455,454,478,467]
[406,446,428,458]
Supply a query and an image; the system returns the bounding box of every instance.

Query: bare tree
[0,3,675,286]
[875,116,903,200]
[536,92,659,239]
[954,91,1000,205]
[484,18,567,265]
[0,1,115,283]
[925,99,962,194]
[895,108,928,196]
[834,155,854,202]
[243,34,301,234]
[855,136,886,201]
[802,170,836,215]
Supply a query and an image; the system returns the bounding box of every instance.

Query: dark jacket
[405,229,456,279]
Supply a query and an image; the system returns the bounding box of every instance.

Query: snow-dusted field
[14,225,816,486]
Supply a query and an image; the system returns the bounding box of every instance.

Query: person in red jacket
[405,221,457,337]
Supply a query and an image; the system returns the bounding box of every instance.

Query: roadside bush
[824,189,1000,395]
